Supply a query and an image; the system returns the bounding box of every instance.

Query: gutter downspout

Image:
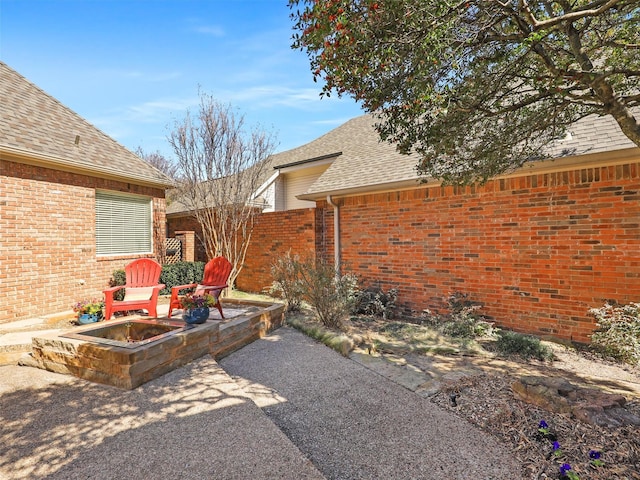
[326,195,340,278]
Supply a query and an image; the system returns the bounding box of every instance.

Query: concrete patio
[0,326,517,480]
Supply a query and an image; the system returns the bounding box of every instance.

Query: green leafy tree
[290,0,640,184]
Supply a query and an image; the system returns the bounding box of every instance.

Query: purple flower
[589,450,601,460]
[560,463,572,475]
[553,441,561,450]
[539,420,548,429]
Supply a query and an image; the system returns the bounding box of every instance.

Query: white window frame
[95,191,153,256]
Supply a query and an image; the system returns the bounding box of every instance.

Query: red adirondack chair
[168,256,232,319]
[103,258,165,320]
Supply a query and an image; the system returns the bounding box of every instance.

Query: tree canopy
[290,0,640,184]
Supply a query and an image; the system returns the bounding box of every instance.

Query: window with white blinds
[95,191,153,255]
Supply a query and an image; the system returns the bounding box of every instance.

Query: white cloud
[191,25,225,37]
[127,98,198,121]
[217,85,347,111]
[89,68,183,83]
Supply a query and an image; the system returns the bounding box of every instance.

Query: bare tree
[135,147,181,180]
[167,92,277,289]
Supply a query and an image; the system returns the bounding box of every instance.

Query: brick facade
[233,161,640,343]
[236,209,318,292]
[336,162,640,343]
[0,160,166,323]
[167,215,207,262]
[167,209,319,293]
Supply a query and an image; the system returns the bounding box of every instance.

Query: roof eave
[510,145,640,178]
[274,151,342,170]
[1,144,175,189]
[297,146,640,202]
[276,156,338,174]
[297,178,423,201]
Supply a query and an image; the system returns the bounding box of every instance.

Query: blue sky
[0,0,364,158]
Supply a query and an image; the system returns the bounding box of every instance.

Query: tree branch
[516,0,626,30]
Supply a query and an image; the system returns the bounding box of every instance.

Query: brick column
[175,231,195,262]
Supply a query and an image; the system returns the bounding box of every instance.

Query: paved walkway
[0,352,324,479]
[0,325,517,479]
[220,327,516,479]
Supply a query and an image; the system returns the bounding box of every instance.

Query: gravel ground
[220,326,518,480]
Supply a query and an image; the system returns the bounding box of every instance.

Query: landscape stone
[512,375,640,427]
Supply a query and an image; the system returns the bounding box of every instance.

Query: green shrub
[297,258,358,329]
[589,302,640,365]
[108,269,127,301]
[447,291,477,314]
[440,318,482,338]
[495,330,554,361]
[159,261,206,295]
[425,291,495,339]
[352,286,398,319]
[269,251,305,312]
[270,254,358,329]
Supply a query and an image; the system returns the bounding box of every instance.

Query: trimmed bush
[159,261,206,295]
[109,269,127,301]
[495,330,554,361]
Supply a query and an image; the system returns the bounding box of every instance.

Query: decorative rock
[512,375,640,427]
[511,376,572,414]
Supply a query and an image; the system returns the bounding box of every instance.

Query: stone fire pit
[27,299,284,389]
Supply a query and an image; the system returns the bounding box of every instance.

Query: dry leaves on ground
[343,316,640,479]
[431,373,640,479]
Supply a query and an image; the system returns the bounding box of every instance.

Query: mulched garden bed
[284,305,640,479]
[431,373,640,479]
[342,314,640,479]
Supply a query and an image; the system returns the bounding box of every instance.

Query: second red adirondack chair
[168,256,232,319]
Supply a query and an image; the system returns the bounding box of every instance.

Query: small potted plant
[73,298,105,324]
[181,293,217,324]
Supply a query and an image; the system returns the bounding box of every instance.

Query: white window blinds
[95,191,152,255]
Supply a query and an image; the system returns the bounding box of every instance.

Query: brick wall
[0,160,166,323]
[167,209,318,292]
[333,162,640,343]
[235,209,317,292]
[167,215,207,262]
[169,160,639,343]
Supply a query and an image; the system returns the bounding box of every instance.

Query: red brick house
[0,62,174,323]
[229,113,639,343]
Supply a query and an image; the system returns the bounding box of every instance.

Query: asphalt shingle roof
[546,111,637,157]
[270,115,419,199]
[0,62,173,188]
[270,111,638,200]
[165,156,277,215]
